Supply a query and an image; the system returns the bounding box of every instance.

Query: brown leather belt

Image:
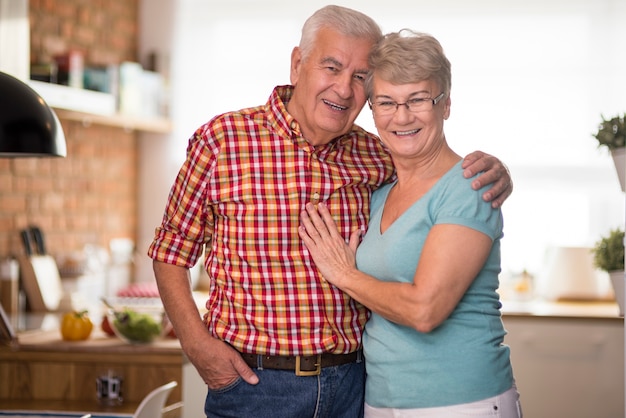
[241,350,363,376]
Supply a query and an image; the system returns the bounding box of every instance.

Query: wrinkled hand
[186,333,258,390]
[462,151,513,208]
[298,202,361,288]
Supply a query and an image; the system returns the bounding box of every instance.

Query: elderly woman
[299,30,522,418]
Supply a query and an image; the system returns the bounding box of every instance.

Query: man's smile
[393,128,420,136]
[323,99,348,111]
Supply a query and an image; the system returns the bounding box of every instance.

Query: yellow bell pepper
[61,310,93,341]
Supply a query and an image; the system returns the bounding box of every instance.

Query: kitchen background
[0,0,142,297]
[0,0,624,299]
[0,2,623,416]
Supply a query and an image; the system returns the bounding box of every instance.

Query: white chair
[133,380,178,418]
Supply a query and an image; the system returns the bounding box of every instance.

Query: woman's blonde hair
[365,29,451,99]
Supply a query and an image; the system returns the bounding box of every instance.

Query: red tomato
[101,315,116,337]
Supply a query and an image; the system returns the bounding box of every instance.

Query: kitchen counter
[501,298,622,319]
[1,298,622,417]
[0,292,210,418]
[501,298,623,418]
[0,313,205,418]
[9,327,181,354]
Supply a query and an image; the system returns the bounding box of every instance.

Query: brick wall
[0,0,139,260]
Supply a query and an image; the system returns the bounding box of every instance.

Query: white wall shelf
[54,108,172,134]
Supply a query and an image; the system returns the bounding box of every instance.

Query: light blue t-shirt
[357,161,512,409]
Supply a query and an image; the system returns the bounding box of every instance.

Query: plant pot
[610,147,625,192]
[609,270,625,316]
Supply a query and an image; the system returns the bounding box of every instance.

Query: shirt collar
[267,85,353,151]
[266,85,298,142]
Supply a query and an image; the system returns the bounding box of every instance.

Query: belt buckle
[295,354,322,376]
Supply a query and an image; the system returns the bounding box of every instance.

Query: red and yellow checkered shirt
[149,85,394,355]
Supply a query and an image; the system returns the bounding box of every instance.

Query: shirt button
[312,192,320,204]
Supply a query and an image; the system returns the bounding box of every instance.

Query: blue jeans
[204,361,365,418]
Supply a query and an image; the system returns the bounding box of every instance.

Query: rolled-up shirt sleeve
[148,128,217,269]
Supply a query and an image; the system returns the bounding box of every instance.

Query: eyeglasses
[369,92,445,116]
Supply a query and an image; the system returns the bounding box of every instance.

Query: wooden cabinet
[0,328,202,417]
[502,300,624,418]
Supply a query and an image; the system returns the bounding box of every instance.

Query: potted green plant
[592,113,625,191]
[592,228,625,315]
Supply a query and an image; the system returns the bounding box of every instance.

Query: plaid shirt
[149,85,394,355]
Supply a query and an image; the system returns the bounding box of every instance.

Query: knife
[30,226,46,255]
[20,229,33,256]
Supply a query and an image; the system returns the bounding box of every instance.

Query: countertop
[2,297,621,350]
[1,311,182,354]
[500,298,622,319]
[8,328,182,354]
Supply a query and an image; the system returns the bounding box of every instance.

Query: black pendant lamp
[0,71,67,157]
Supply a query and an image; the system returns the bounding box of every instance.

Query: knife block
[17,254,63,312]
